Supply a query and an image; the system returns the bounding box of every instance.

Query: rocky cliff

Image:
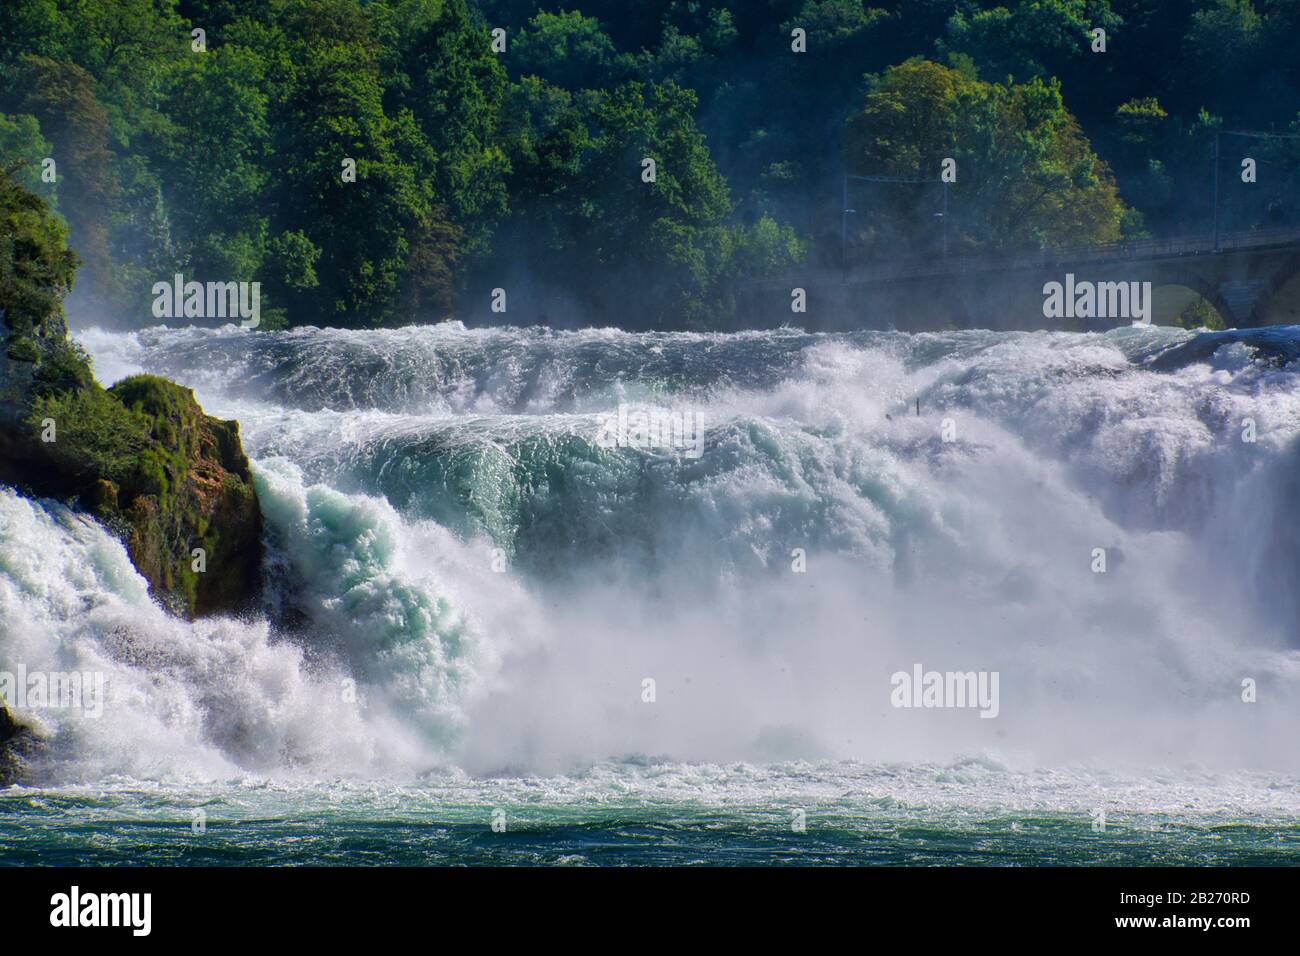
[1,168,263,782]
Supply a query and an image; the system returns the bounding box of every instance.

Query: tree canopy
[0,0,1297,328]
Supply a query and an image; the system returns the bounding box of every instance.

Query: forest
[2,0,1299,330]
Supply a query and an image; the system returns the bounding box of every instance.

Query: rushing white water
[3,322,1299,786]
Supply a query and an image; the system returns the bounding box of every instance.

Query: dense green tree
[845,59,1125,254]
[0,167,78,339]
[0,1,70,72]
[0,113,55,201]
[508,79,734,325]
[155,44,270,280]
[1,0,1297,329]
[6,56,119,315]
[385,0,509,257]
[941,1,1122,83]
[273,26,423,324]
[1186,1,1264,107]
[498,76,591,246]
[512,10,618,89]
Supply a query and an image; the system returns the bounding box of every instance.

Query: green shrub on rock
[0,167,77,338]
[31,340,93,394]
[5,335,39,362]
[26,385,149,484]
[1,170,263,619]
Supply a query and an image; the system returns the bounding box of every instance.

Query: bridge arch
[1245,251,1300,326]
[1149,281,1233,329]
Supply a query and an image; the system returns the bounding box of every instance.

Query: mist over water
[6,0,1300,869]
[11,321,1283,773]
[3,323,1299,862]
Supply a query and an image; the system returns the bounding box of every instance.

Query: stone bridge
[729,227,1300,331]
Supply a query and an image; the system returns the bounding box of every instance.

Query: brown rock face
[0,701,39,787]
[2,164,265,784]
[1,187,262,616]
[2,373,263,618]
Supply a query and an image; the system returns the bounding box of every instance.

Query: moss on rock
[0,168,262,618]
[1,169,264,783]
[0,701,42,787]
[0,703,24,787]
[5,336,39,362]
[11,375,263,617]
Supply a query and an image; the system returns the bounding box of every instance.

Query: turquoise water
[3,762,1296,865]
[3,325,1300,865]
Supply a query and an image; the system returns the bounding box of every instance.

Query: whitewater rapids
[3,322,1299,789]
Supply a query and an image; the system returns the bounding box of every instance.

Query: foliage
[491,77,738,325]
[27,384,150,484]
[0,112,55,200]
[845,59,1124,256]
[512,10,617,91]
[0,167,77,337]
[1176,296,1227,330]
[31,339,94,394]
[1,0,1298,328]
[5,335,41,362]
[942,1,1123,83]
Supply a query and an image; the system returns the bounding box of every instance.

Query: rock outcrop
[0,702,38,787]
[1,170,262,618]
[0,372,263,616]
[1,168,263,780]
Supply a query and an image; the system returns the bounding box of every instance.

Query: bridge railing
[740,226,1300,291]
